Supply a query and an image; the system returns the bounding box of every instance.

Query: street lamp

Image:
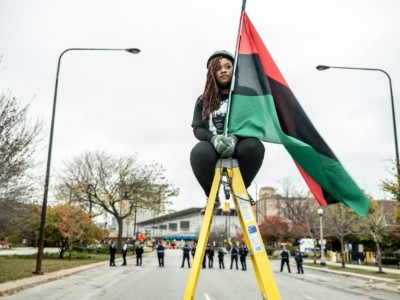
[33,47,140,275]
[317,208,326,266]
[316,65,399,180]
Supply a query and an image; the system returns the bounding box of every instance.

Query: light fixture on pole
[317,208,326,266]
[33,47,140,275]
[316,65,399,180]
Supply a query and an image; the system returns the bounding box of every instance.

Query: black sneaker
[200,197,221,214]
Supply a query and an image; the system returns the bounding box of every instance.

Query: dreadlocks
[201,56,225,120]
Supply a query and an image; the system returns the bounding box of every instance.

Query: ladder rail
[183,159,281,300]
[183,169,222,300]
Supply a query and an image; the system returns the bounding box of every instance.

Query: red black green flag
[227,12,371,217]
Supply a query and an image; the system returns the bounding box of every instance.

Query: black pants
[182,254,190,267]
[110,255,115,266]
[218,256,225,269]
[230,256,238,269]
[190,138,265,196]
[122,252,127,265]
[296,260,304,273]
[136,255,142,266]
[158,254,164,267]
[208,256,213,268]
[280,258,291,273]
[240,256,247,270]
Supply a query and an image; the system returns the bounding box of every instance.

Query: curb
[304,265,400,293]
[0,260,108,297]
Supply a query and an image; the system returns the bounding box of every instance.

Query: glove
[211,135,227,154]
[221,136,238,158]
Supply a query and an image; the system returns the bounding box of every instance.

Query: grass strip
[304,262,400,280]
[0,254,109,284]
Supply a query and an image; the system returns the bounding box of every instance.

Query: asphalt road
[1,249,398,300]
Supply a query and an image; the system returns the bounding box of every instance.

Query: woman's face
[215,57,233,88]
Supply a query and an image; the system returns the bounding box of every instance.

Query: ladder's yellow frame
[183,159,281,300]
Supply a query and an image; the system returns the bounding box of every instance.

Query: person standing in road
[218,247,225,269]
[294,247,304,274]
[191,242,196,258]
[239,244,249,271]
[109,241,117,267]
[207,244,215,268]
[230,244,239,270]
[279,245,291,273]
[121,241,128,266]
[136,243,144,266]
[181,242,191,268]
[202,245,208,269]
[156,241,165,267]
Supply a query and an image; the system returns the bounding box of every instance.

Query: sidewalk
[303,258,400,293]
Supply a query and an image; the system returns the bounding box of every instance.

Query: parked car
[303,247,320,254]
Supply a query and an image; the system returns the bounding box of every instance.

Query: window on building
[180,221,190,231]
[160,225,167,230]
[169,223,177,231]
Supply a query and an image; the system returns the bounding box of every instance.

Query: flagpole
[224,0,247,136]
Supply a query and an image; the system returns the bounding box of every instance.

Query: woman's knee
[190,142,218,166]
[236,138,265,158]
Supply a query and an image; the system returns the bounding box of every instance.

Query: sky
[1,0,400,212]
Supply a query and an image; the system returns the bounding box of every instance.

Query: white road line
[204,293,212,300]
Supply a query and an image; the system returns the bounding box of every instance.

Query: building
[136,207,241,245]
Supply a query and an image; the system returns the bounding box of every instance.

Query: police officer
[156,241,165,267]
[109,241,117,267]
[191,242,197,258]
[207,244,215,268]
[239,244,249,271]
[218,247,225,269]
[294,247,304,274]
[121,241,128,266]
[230,244,239,270]
[181,242,191,268]
[136,243,144,266]
[279,245,291,273]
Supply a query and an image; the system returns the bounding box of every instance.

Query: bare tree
[276,177,321,263]
[56,151,179,252]
[324,203,359,268]
[0,91,42,239]
[358,200,396,273]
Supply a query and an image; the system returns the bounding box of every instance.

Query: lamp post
[317,208,326,266]
[133,198,138,242]
[33,47,140,275]
[316,65,399,180]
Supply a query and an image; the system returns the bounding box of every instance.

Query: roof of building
[137,207,238,226]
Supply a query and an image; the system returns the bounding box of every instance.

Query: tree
[276,177,321,263]
[43,204,108,259]
[381,163,400,202]
[56,151,179,252]
[324,203,359,268]
[259,215,290,248]
[358,201,397,273]
[0,91,42,240]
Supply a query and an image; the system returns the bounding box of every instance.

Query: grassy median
[0,252,110,284]
[304,262,400,280]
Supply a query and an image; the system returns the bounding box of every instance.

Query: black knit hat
[207,50,234,68]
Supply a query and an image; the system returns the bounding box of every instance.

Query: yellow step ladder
[183,159,281,300]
